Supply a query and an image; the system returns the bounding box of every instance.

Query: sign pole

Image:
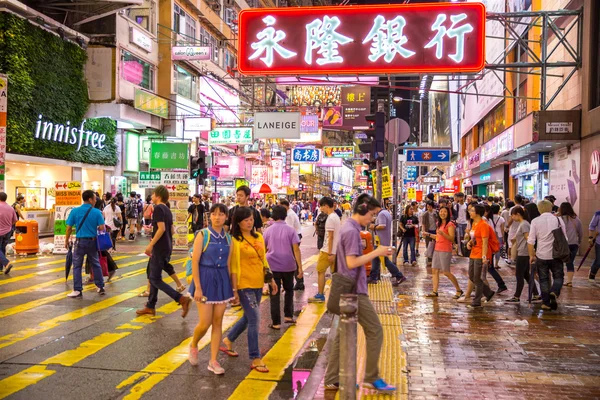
[392,145,398,264]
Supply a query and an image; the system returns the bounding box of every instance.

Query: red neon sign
[238,3,486,76]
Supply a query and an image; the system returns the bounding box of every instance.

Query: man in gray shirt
[368,208,406,286]
[422,201,438,265]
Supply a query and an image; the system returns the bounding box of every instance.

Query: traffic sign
[405,148,451,166]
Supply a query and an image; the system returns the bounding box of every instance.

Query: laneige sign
[34,115,107,151]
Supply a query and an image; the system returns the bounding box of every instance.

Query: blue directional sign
[292,148,321,163]
[405,148,451,166]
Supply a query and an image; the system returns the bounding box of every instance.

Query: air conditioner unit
[211,2,221,12]
[224,0,235,7]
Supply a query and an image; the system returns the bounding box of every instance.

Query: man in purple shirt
[0,192,17,274]
[263,205,303,328]
[325,194,395,393]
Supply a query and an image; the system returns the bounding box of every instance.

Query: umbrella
[251,183,274,194]
[65,243,73,281]
[577,244,594,271]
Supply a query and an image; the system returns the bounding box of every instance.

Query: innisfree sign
[34,115,106,151]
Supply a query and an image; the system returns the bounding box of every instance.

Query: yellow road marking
[0,365,56,400]
[0,301,186,398]
[11,259,65,272]
[116,255,320,399]
[227,302,328,400]
[0,257,153,319]
[0,270,186,350]
[0,256,134,301]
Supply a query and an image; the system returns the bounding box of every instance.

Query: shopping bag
[88,252,109,279]
[97,230,113,251]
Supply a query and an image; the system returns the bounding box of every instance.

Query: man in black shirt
[225,185,263,232]
[188,194,205,233]
[136,185,191,317]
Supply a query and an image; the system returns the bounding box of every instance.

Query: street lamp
[392,96,423,146]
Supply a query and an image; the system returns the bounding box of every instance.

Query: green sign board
[140,171,161,181]
[149,142,189,169]
[134,88,169,119]
[208,127,253,145]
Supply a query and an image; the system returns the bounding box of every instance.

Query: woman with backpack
[188,204,235,375]
[558,202,583,287]
[465,204,496,308]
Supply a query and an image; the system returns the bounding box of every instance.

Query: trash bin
[360,230,374,274]
[15,220,39,255]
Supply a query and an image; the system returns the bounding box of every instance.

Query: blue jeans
[72,238,104,292]
[227,288,262,359]
[369,250,404,281]
[590,243,600,277]
[0,230,12,268]
[146,253,182,309]
[402,237,416,263]
[537,258,564,306]
[566,244,579,272]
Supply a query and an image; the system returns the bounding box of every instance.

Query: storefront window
[126,0,156,34]
[174,65,198,101]
[174,3,197,43]
[121,51,154,90]
[200,26,219,65]
[483,102,506,144]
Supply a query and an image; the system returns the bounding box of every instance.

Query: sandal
[219,346,239,357]
[453,290,465,300]
[138,291,150,297]
[565,282,573,287]
[284,318,296,324]
[268,324,281,330]
[251,364,269,373]
[425,292,438,298]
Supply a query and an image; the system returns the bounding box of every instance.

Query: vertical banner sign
[169,183,190,251]
[271,158,283,187]
[53,181,82,254]
[341,86,371,129]
[285,148,292,172]
[371,167,393,199]
[0,75,7,192]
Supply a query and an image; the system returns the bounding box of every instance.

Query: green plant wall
[0,12,117,166]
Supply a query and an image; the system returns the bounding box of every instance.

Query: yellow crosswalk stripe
[0,301,186,399]
[0,256,133,301]
[0,270,186,350]
[0,256,152,319]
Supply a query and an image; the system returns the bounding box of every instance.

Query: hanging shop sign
[149,142,189,169]
[590,150,600,185]
[318,157,343,167]
[422,176,440,184]
[467,148,481,170]
[215,156,246,178]
[292,148,321,163]
[208,127,253,145]
[34,115,107,151]
[301,114,319,133]
[546,122,573,134]
[372,166,393,199]
[172,46,211,61]
[253,112,301,139]
[237,3,485,75]
[341,86,370,129]
[511,160,539,176]
[170,183,190,251]
[161,172,189,185]
[130,27,153,52]
[134,88,168,118]
[138,171,161,188]
[0,74,6,192]
[53,181,82,254]
[184,117,212,131]
[322,106,343,127]
[323,146,354,158]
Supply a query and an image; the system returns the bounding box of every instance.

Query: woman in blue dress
[188,203,236,375]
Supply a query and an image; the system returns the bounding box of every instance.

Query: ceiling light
[545,145,552,148]
[393,96,402,102]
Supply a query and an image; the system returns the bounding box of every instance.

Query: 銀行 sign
[238,3,485,75]
[292,148,321,163]
[208,127,253,145]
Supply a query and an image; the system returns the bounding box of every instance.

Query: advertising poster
[322,106,343,127]
[371,166,393,199]
[341,86,370,129]
[53,181,82,254]
[549,143,581,216]
[170,183,190,251]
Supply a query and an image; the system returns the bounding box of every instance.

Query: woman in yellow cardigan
[221,206,277,373]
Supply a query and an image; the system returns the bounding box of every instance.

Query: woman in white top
[103,198,122,251]
[486,204,506,270]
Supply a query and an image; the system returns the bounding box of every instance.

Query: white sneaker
[208,361,225,375]
[189,345,199,366]
[67,290,82,298]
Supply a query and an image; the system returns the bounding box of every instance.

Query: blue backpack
[185,228,232,277]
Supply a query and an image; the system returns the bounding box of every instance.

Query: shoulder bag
[243,236,273,283]
[326,272,356,316]
[552,216,571,262]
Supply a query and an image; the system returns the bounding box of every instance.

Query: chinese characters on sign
[53,181,82,254]
[208,127,253,145]
[138,171,161,188]
[149,142,189,170]
[341,86,370,129]
[372,166,393,199]
[323,146,354,158]
[292,148,321,164]
[0,74,6,192]
[238,3,485,75]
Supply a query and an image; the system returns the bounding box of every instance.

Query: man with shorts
[309,197,340,303]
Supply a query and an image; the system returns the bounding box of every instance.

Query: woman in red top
[466,204,495,308]
[425,206,463,299]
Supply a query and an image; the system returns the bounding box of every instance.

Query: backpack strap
[202,228,211,252]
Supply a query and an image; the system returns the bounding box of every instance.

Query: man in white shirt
[309,197,341,303]
[280,199,304,290]
[527,200,567,311]
[453,193,468,256]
